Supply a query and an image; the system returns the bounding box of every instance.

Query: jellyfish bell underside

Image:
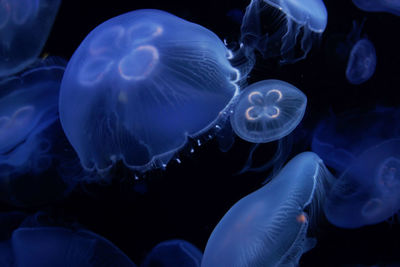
[230,79,307,143]
[324,138,400,229]
[352,0,400,16]
[346,38,376,85]
[201,152,331,267]
[59,9,239,176]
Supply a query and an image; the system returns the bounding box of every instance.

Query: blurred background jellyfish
[59,9,240,179]
[324,138,400,229]
[240,0,327,63]
[0,212,137,267]
[230,79,307,143]
[352,0,400,16]
[141,239,202,267]
[201,152,333,267]
[346,38,376,85]
[311,106,400,175]
[0,0,61,77]
[0,57,70,207]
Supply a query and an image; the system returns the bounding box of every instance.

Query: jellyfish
[312,106,400,174]
[59,9,239,177]
[240,0,327,63]
[324,138,400,229]
[0,57,69,207]
[141,239,202,267]
[0,212,137,267]
[352,0,400,16]
[230,79,307,143]
[201,152,333,267]
[346,38,376,85]
[0,0,61,77]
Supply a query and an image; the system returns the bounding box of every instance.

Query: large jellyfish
[324,138,400,229]
[0,0,61,77]
[59,9,239,176]
[141,239,202,267]
[201,152,333,267]
[0,212,137,267]
[230,79,307,143]
[346,38,376,85]
[0,57,68,207]
[240,0,327,63]
[352,0,400,16]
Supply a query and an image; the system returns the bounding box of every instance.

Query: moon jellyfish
[324,139,400,229]
[312,106,400,174]
[141,239,202,267]
[201,152,333,267]
[0,57,68,207]
[241,0,327,63]
[352,0,400,16]
[346,38,376,85]
[59,9,239,176]
[0,0,61,77]
[230,79,307,143]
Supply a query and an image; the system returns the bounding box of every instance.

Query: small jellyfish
[346,38,376,85]
[0,0,61,77]
[324,138,400,229]
[141,239,202,267]
[59,9,239,177]
[201,152,333,267]
[230,79,307,143]
[241,0,327,62]
[352,0,400,16]
[0,57,68,207]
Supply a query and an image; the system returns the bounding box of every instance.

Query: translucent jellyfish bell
[59,9,239,175]
[352,0,400,16]
[0,0,61,77]
[201,152,332,267]
[141,239,202,267]
[241,0,327,62]
[324,139,400,229]
[346,38,376,85]
[230,79,307,143]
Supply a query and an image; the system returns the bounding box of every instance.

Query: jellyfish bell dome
[59,9,240,175]
[266,0,328,32]
[201,152,332,267]
[230,79,307,143]
[324,138,400,229]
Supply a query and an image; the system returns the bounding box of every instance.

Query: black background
[4,0,400,266]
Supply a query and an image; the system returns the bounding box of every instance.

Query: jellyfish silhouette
[324,138,400,229]
[241,0,327,63]
[312,106,400,174]
[59,9,239,177]
[201,152,333,267]
[0,212,137,267]
[141,239,202,267]
[0,57,69,207]
[346,38,376,85]
[0,0,61,77]
[230,79,307,143]
[352,0,400,16]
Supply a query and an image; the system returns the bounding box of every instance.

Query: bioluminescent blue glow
[346,38,376,85]
[141,239,202,267]
[59,9,239,175]
[0,58,67,207]
[352,0,400,16]
[0,0,61,77]
[312,106,400,174]
[230,79,307,143]
[241,0,327,62]
[201,152,332,267]
[324,139,400,229]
